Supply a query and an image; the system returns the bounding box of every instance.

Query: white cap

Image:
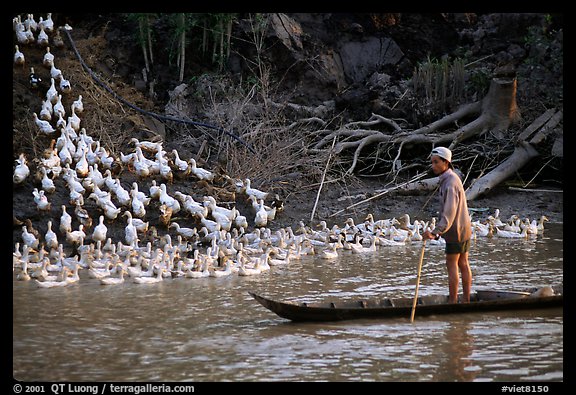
[430,146,452,163]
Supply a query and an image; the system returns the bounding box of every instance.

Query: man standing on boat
[423,147,472,303]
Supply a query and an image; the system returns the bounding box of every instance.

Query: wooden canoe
[249,289,563,322]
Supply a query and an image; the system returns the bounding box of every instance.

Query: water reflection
[432,320,477,381]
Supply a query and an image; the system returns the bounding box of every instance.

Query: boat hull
[249,291,563,322]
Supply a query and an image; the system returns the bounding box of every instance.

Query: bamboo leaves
[126,13,238,82]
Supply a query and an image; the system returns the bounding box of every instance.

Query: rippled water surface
[13,224,563,382]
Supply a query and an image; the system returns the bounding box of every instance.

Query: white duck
[89,255,115,278]
[132,148,151,178]
[40,166,56,193]
[35,268,71,288]
[23,21,34,43]
[199,213,221,233]
[100,264,127,285]
[122,211,139,247]
[234,214,249,231]
[59,205,73,234]
[72,95,84,114]
[133,263,164,284]
[43,46,55,68]
[175,192,207,218]
[85,144,100,168]
[36,24,49,46]
[111,179,132,207]
[68,107,81,132]
[89,164,105,188]
[44,221,59,250]
[244,178,269,201]
[503,217,522,233]
[169,222,197,239]
[537,215,549,232]
[188,158,214,181]
[15,24,30,45]
[171,149,189,172]
[22,225,39,249]
[208,257,234,278]
[90,193,122,221]
[130,137,162,153]
[320,243,339,259]
[42,13,55,34]
[204,196,236,220]
[472,221,491,237]
[32,188,51,211]
[39,99,53,121]
[490,208,505,227]
[157,153,174,183]
[14,45,25,69]
[185,259,211,279]
[24,14,38,32]
[131,182,151,206]
[409,221,423,242]
[159,183,181,213]
[348,234,365,254]
[74,147,90,178]
[65,263,82,284]
[58,142,75,167]
[96,145,116,170]
[13,242,23,268]
[53,94,66,119]
[492,224,529,239]
[254,202,268,228]
[120,150,136,165]
[13,153,30,184]
[130,188,147,218]
[149,180,161,200]
[17,260,32,281]
[66,224,86,245]
[523,218,539,237]
[50,63,63,81]
[237,256,264,276]
[122,210,148,234]
[259,198,276,221]
[33,112,56,135]
[92,215,108,244]
[46,78,59,104]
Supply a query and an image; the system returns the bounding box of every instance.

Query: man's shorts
[445,239,471,254]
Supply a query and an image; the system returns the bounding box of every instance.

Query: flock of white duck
[13,14,551,288]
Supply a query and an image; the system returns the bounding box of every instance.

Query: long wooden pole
[410,240,427,323]
[328,171,428,218]
[310,136,336,222]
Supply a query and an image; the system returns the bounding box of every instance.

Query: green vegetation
[125,13,238,81]
[411,56,465,112]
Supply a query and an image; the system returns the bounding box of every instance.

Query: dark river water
[13,224,563,382]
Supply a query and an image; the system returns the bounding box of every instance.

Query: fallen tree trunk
[465,108,561,201]
[465,141,539,200]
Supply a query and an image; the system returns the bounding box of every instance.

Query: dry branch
[266,98,335,119]
[401,101,482,137]
[311,76,522,178]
